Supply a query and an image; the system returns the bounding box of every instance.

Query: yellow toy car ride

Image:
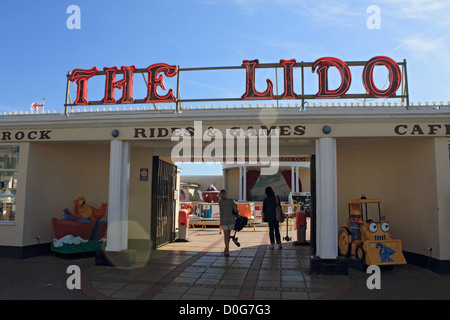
[338,198,406,267]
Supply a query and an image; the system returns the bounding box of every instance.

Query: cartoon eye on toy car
[338,198,406,267]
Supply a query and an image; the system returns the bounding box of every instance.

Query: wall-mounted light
[111,129,120,138]
[322,126,331,134]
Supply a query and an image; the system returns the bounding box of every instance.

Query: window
[0,145,19,223]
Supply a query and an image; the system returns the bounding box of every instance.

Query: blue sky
[1,0,449,175]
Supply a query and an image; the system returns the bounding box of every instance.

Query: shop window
[0,145,19,223]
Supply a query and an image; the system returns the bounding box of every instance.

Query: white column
[222,168,226,191]
[315,137,338,259]
[295,166,300,192]
[239,166,243,201]
[106,140,130,252]
[243,166,247,201]
[291,166,295,193]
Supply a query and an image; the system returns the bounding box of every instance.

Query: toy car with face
[338,198,406,267]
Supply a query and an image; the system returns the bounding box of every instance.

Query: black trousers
[268,220,281,244]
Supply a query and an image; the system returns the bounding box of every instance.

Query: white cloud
[380,0,450,19]
[394,34,447,53]
[298,1,359,21]
[231,0,360,23]
[382,0,450,64]
[392,31,450,101]
[230,0,450,23]
[231,0,267,15]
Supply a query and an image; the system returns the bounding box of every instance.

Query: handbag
[234,215,248,232]
[275,195,285,223]
[232,204,247,234]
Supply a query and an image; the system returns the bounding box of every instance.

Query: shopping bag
[275,195,285,223]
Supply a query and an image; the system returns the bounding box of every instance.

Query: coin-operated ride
[338,198,406,268]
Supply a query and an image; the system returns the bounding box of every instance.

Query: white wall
[22,142,110,246]
[17,143,155,247]
[128,146,153,242]
[336,137,448,259]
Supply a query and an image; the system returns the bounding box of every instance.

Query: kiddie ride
[338,197,406,270]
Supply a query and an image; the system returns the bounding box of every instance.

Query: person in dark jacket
[262,186,282,249]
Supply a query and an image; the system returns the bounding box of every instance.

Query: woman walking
[218,189,238,256]
[262,186,282,249]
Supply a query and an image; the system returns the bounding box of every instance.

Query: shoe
[224,251,229,257]
[276,243,282,249]
[270,244,274,249]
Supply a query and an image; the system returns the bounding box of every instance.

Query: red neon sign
[69,67,98,105]
[279,59,298,99]
[312,57,352,98]
[144,63,178,103]
[68,56,403,106]
[241,59,274,100]
[362,56,401,98]
[102,65,136,104]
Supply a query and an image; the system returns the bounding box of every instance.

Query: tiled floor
[82,225,350,300]
[1,221,448,301]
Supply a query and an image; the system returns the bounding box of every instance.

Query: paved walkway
[83,226,348,300]
[2,224,450,301]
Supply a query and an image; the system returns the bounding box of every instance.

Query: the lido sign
[67,56,402,106]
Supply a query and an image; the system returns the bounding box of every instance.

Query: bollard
[175,209,191,242]
[293,210,309,246]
